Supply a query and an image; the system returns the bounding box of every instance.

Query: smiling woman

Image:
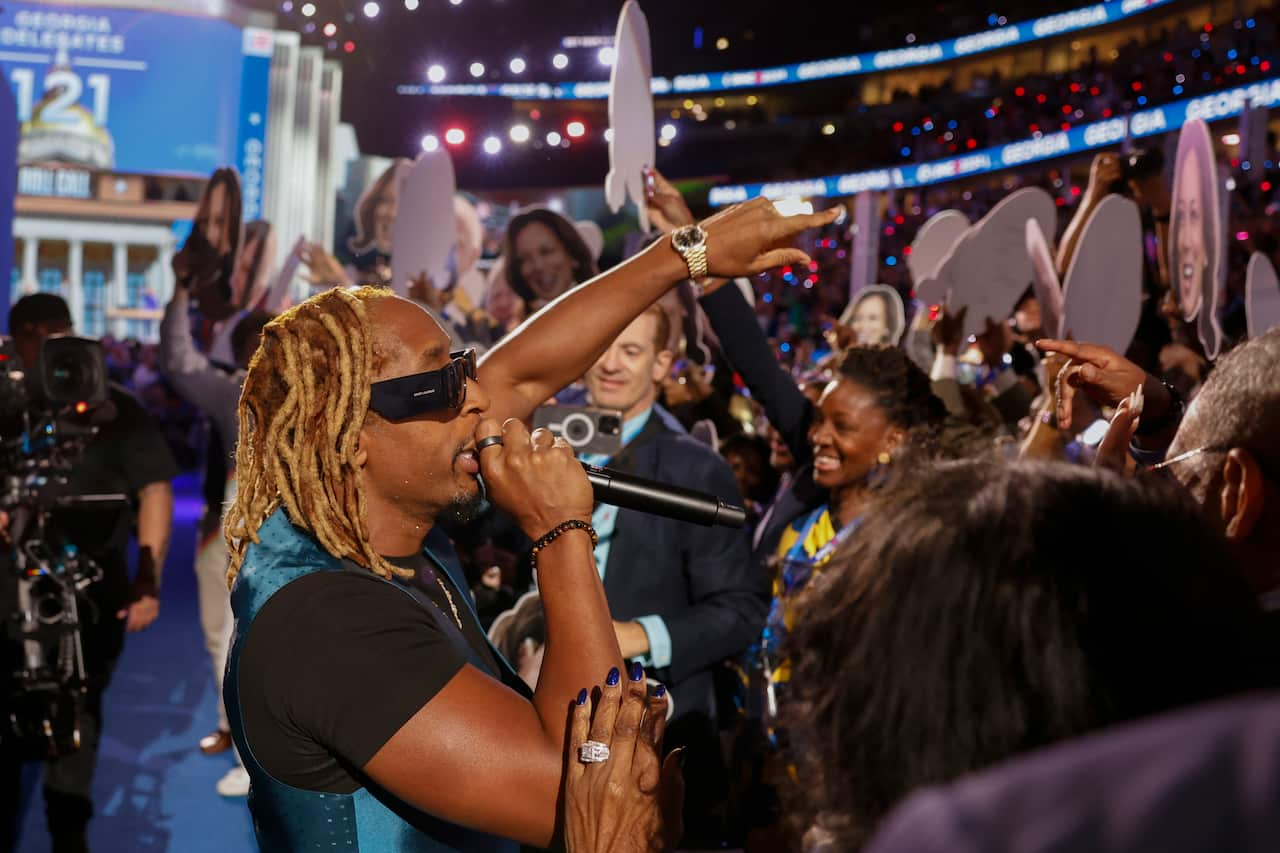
[503,207,599,310]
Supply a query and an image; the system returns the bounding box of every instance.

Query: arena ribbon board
[604,0,656,233]
[921,187,1057,340]
[1246,252,1280,338]
[1059,195,1143,353]
[907,209,968,287]
[1025,218,1064,339]
[391,150,457,297]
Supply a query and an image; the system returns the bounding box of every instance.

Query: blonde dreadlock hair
[224,285,414,586]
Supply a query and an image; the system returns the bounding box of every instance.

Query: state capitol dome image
[18,72,115,170]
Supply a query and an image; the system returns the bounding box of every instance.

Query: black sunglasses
[368,349,477,420]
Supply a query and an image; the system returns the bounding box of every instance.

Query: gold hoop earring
[877,451,892,466]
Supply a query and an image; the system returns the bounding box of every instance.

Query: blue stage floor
[15,473,257,852]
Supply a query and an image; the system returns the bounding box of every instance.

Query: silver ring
[578,740,610,764]
[475,435,504,452]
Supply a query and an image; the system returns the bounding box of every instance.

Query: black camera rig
[0,334,125,760]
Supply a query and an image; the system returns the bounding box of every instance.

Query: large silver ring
[475,435,505,452]
[578,740,611,764]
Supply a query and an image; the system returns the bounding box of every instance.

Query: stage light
[604,128,614,142]
[362,1,379,18]
[428,64,446,83]
[746,95,758,106]
[470,62,485,78]
[323,22,336,36]
[509,124,530,143]
[421,134,440,152]
[546,130,562,146]
[445,128,466,145]
[552,53,569,70]
[660,123,677,141]
[281,1,293,11]
[567,121,586,138]
[509,57,526,74]
[303,21,316,33]
[483,136,502,155]
[344,41,355,53]
[598,46,616,66]
[404,0,418,7]
[1223,133,1241,145]
[821,123,835,136]
[449,0,462,5]
[300,2,315,16]
[715,37,729,50]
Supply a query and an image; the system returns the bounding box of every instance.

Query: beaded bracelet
[530,519,599,574]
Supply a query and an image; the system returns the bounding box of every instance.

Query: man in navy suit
[579,302,764,846]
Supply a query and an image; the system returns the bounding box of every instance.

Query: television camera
[0,334,125,760]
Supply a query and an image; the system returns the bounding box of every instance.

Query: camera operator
[1,294,177,853]
[1056,149,1175,373]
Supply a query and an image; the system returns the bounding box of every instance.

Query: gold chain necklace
[432,575,463,630]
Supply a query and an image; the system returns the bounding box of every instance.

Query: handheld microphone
[580,462,747,529]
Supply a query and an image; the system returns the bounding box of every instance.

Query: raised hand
[299,242,352,289]
[1095,385,1144,474]
[644,167,696,235]
[474,418,594,539]
[699,198,840,279]
[1037,338,1169,429]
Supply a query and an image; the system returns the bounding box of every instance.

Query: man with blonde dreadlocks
[221,198,839,851]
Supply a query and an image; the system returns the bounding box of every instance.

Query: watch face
[673,225,704,252]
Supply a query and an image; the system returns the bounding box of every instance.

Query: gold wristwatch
[671,224,710,285]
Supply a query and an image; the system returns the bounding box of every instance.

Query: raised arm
[478,199,839,423]
[158,287,243,447]
[699,281,815,464]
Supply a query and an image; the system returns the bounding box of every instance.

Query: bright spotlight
[509,57,526,74]
[421,134,440,152]
[445,128,466,145]
[322,22,336,36]
[470,61,485,78]
[566,121,586,138]
[598,46,616,66]
[362,1,379,17]
[509,124,531,143]
[300,2,316,16]
[660,123,677,141]
[427,64,446,83]
[552,53,569,70]
[483,136,502,155]
[404,0,418,8]
[546,130,562,146]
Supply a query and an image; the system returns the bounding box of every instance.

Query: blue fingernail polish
[630,661,644,682]
[606,667,620,687]
[653,684,666,698]
[576,688,588,706]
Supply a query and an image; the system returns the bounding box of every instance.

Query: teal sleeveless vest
[225,508,523,853]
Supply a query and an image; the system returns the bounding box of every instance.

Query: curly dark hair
[502,208,599,304]
[787,459,1278,849]
[835,345,949,448]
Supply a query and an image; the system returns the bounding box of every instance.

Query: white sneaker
[216,766,251,797]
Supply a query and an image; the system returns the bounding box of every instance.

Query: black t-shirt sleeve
[238,571,468,793]
[105,387,179,491]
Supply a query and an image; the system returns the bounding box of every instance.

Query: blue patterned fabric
[224,508,517,853]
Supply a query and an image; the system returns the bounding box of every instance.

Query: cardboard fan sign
[1169,118,1226,359]
[391,150,457,297]
[914,188,1057,340]
[1246,252,1280,338]
[605,0,656,232]
[1026,196,1143,354]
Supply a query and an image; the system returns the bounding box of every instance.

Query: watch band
[1134,380,1184,437]
[684,243,708,280]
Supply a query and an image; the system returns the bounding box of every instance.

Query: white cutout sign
[918,187,1057,339]
[908,209,968,285]
[391,149,457,297]
[1170,118,1224,361]
[840,283,906,346]
[1246,251,1280,338]
[604,1,655,233]
[1025,218,1063,339]
[1059,194,1143,353]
